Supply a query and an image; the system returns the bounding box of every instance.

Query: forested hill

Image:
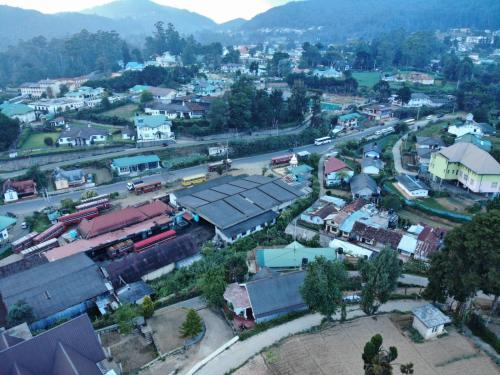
[240,0,500,42]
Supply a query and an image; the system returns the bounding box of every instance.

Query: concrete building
[111,155,161,176]
[134,115,174,143]
[57,126,108,146]
[0,215,16,243]
[412,304,451,340]
[396,175,429,198]
[0,103,36,123]
[323,157,354,187]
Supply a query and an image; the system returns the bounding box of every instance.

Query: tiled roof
[2,179,36,194]
[351,221,402,249]
[324,157,351,174]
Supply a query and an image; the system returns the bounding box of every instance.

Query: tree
[396,86,412,104]
[373,80,391,103]
[380,196,401,211]
[208,98,229,131]
[249,61,259,76]
[101,96,111,110]
[359,248,402,315]
[270,89,284,127]
[310,94,323,128]
[43,137,54,146]
[0,113,20,152]
[199,267,226,307]
[114,304,139,334]
[58,84,69,98]
[23,165,47,188]
[7,300,35,327]
[81,190,98,200]
[180,309,203,338]
[288,80,308,122]
[60,198,76,212]
[224,253,248,283]
[140,90,153,103]
[300,256,347,321]
[141,296,155,318]
[362,334,398,375]
[228,76,255,130]
[424,210,500,319]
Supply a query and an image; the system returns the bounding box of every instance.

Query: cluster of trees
[0,30,125,87]
[85,65,197,92]
[285,73,358,95]
[207,76,309,132]
[0,113,20,151]
[362,334,414,375]
[424,208,500,322]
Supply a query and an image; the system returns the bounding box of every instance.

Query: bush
[180,309,203,338]
[44,137,54,146]
[402,259,429,276]
[467,313,500,354]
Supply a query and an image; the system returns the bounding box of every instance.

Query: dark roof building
[350,173,379,198]
[0,253,109,329]
[246,270,306,323]
[106,234,199,288]
[171,175,304,243]
[0,314,107,375]
[351,221,403,250]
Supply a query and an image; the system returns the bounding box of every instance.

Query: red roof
[78,200,171,239]
[324,157,351,174]
[3,179,36,194]
[134,230,176,250]
[415,225,447,259]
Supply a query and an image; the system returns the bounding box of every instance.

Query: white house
[329,238,375,259]
[57,126,108,146]
[412,304,451,340]
[29,98,85,114]
[397,234,418,258]
[406,93,434,108]
[144,103,191,119]
[134,115,174,143]
[361,158,384,175]
[396,175,429,198]
[0,103,36,123]
[0,216,16,243]
[448,114,484,137]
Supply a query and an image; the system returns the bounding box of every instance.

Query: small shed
[412,304,451,340]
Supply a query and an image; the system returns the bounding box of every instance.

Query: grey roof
[174,175,304,231]
[416,148,431,159]
[59,126,108,139]
[396,174,429,192]
[0,314,105,375]
[0,253,108,322]
[146,102,190,113]
[246,270,306,320]
[116,281,153,304]
[53,168,84,182]
[361,158,384,169]
[413,304,451,328]
[363,143,382,154]
[416,137,444,148]
[350,174,378,195]
[221,210,278,238]
[438,143,500,175]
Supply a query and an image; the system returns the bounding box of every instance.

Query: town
[0,1,499,375]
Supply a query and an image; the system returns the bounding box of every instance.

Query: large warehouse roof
[173,175,304,232]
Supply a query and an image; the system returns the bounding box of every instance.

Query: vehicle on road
[314,136,333,146]
[181,174,207,187]
[208,159,232,172]
[134,181,162,195]
[271,154,293,166]
[21,222,28,229]
[404,118,415,124]
[127,179,144,191]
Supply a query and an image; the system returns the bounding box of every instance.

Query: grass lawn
[19,132,60,150]
[352,71,381,88]
[415,121,449,137]
[101,104,139,120]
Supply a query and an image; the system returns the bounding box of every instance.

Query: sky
[0,0,294,23]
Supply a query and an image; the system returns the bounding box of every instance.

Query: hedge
[467,313,500,354]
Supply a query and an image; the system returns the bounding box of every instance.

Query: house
[121,126,136,141]
[28,97,85,114]
[300,202,338,225]
[224,269,307,323]
[129,84,150,95]
[338,113,362,129]
[2,179,37,203]
[57,125,108,146]
[412,304,451,340]
[0,103,36,123]
[147,86,177,103]
[455,133,492,152]
[0,314,109,375]
[397,234,419,258]
[414,225,447,261]
[363,143,382,159]
[65,86,105,107]
[416,136,445,167]
[116,281,154,305]
[47,116,66,127]
[313,67,342,78]
[0,253,110,330]
[111,155,161,176]
[429,143,500,196]
[406,93,434,107]
[144,102,192,119]
[350,173,379,199]
[125,61,144,71]
[324,198,366,235]
[329,238,376,259]
[350,222,402,251]
[287,164,314,182]
[323,157,354,186]
[396,175,429,198]
[362,104,393,122]
[447,114,483,137]
[361,158,384,175]
[52,168,86,190]
[255,242,336,270]
[156,52,177,67]
[135,115,174,143]
[0,216,16,242]
[407,72,435,85]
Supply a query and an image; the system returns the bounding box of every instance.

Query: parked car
[21,222,28,229]
[343,294,361,304]
[6,212,17,218]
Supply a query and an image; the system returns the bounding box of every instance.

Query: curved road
[0,123,390,216]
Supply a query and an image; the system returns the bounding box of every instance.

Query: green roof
[339,112,362,121]
[256,241,336,268]
[321,102,342,111]
[0,216,16,231]
[0,103,34,116]
[134,115,168,129]
[129,85,150,93]
[112,155,160,168]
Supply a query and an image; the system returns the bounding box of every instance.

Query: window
[492,182,498,189]
[431,326,439,333]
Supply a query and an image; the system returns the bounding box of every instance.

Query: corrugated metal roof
[256,246,336,268]
[112,155,160,168]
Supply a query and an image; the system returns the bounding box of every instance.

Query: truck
[127,179,144,191]
[208,159,232,172]
[134,181,162,195]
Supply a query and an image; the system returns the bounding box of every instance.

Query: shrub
[44,137,54,146]
[180,309,203,338]
[467,313,500,354]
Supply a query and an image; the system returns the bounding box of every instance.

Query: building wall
[142,263,176,281]
[4,190,19,203]
[1,228,8,241]
[397,183,428,197]
[255,306,308,324]
[30,300,93,331]
[412,316,444,340]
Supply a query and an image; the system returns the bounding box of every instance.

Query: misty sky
[0,0,294,23]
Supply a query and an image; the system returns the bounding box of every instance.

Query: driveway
[194,300,428,375]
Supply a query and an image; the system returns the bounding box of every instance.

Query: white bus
[314,136,333,146]
[404,118,415,124]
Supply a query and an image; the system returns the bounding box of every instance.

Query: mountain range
[0,0,499,50]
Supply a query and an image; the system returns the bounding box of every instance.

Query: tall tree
[270,89,284,128]
[288,80,308,122]
[362,334,414,375]
[228,76,255,130]
[359,248,401,315]
[224,253,248,283]
[396,86,412,104]
[310,93,323,128]
[300,257,347,321]
[180,309,203,338]
[208,98,229,131]
[0,114,20,151]
[199,267,226,307]
[373,80,391,103]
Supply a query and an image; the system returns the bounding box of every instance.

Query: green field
[352,72,382,88]
[101,104,139,120]
[415,121,449,137]
[19,132,60,150]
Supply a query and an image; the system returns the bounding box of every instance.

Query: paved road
[1,123,390,216]
[193,299,428,375]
